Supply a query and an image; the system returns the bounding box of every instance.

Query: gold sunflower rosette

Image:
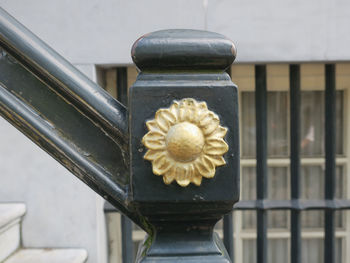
[142,98,229,187]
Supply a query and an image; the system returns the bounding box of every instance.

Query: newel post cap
[131,29,236,71]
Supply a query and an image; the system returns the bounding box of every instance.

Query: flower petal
[155,109,176,131]
[199,111,219,126]
[191,171,202,186]
[144,150,164,161]
[195,157,215,178]
[182,99,198,122]
[198,102,207,110]
[169,101,180,121]
[202,121,219,135]
[186,164,195,180]
[199,112,220,135]
[163,168,176,185]
[178,106,187,122]
[207,126,227,140]
[177,178,190,187]
[146,120,165,134]
[175,166,191,187]
[204,138,228,155]
[186,109,195,122]
[142,132,166,150]
[152,153,173,175]
[205,155,226,167]
[144,130,165,141]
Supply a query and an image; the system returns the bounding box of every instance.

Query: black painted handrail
[0,7,128,147]
[0,7,149,230]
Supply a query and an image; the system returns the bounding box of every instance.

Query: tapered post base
[135,220,231,263]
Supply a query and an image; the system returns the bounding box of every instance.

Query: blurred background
[0,1,350,262]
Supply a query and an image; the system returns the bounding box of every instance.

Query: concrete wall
[207,0,350,63]
[1,0,349,65]
[0,0,206,65]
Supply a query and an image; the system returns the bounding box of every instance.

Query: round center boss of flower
[166,122,204,162]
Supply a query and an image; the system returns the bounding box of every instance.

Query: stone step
[3,249,87,263]
[0,203,26,262]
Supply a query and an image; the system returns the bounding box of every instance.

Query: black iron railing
[2,5,350,263]
[106,64,350,263]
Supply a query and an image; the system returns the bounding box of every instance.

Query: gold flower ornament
[142,98,229,187]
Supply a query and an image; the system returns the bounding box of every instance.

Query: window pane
[268,210,288,229]
[301,166,324,199]
[242,166,288,229]
[268,239,288,263]
[243,239,288,263]
[300,91,343,156]
[241,91,288,158]
[267,92,288,157]
[241,166,256,229]
[335,166,345,199]
[241,92,256,158]
[302,238,323,263]
[301,238,342,263]
[302,210,343,229]
[336,238,343,263]
[242,166,256,200]
[243,239,256,263]
[335,210,344,230]
[242,211,256,230]
[243,238,341,263]
[242,90,343,157]
[268,167,288,229]
[242,166,288,201]
[301,165,345,228]
[268,167,288,200]
[302,210,324,228]
[301,165,344,199]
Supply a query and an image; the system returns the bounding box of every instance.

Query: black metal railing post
[255,65,268,263]
[129,29,239,262]
[116,67,134,263]
[324,64,336,263]
[290,64,301,263]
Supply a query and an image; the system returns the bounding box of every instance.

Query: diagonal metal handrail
[0,8,148,230]
[0,7,128,147]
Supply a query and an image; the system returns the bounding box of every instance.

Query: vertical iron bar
[117,67,128,106]
[223,66,234,262]
[324,64,336,263]
[290,64,301,263]
[121,216,133,263]
[255,65,268,263]
[223,212,234,262]
[117,66,133,262]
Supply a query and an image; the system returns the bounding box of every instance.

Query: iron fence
[105,64,350,263]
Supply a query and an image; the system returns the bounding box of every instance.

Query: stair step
[3,249,87,263]
[0,204,26,262]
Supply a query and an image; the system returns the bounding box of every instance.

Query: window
[234,64,349,263]
[100,63,350,263]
